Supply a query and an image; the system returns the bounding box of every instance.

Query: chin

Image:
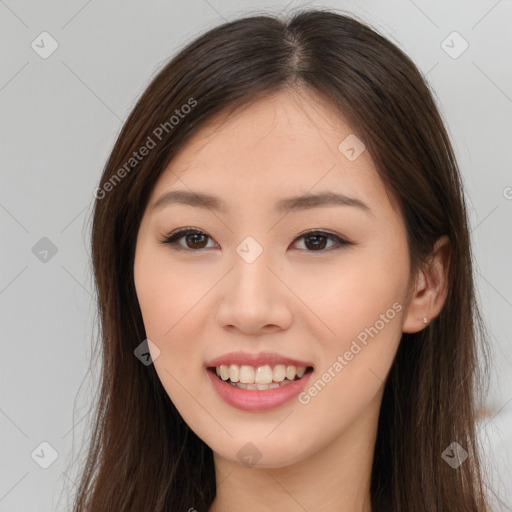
[208,433,314,469]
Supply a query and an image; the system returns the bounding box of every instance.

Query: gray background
[0,0,511,510]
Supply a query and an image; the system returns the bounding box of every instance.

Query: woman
[72,8,492,511]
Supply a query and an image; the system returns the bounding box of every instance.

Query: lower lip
[206,368,313,411]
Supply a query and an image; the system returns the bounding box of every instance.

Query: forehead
[151,89,388,215]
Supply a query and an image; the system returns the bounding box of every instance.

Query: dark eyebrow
[151,190,372,216]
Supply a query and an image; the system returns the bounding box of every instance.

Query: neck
[209,393,381,512]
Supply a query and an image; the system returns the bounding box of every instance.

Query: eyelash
[159,228,352,253]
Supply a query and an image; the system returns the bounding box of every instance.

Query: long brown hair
[69,8,492,511]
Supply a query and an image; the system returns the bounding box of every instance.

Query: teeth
[273,364,286,382]
[255,365,273,384]
[214,364,308,385]
[220,365,229,380]
[285,365,296,380]
[228,364,239,382]
[229,380,293,390]
[239,365,255,383]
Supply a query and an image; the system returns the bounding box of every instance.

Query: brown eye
[160,228,351,253]
[160,228,217,251]
[303,233,329,250]
[292,230,351,252]
[184,233,208,249]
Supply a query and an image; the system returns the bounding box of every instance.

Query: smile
[206,365,314,411]
[210,364,312,390]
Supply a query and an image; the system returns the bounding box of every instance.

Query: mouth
[207,364,314,391]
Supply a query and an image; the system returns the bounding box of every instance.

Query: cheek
[133,247,218,395]
[304,240,408,384]
[134,255,206,410]
[297,249,408,337]
[295,271,404,433]
[134,241,201,337]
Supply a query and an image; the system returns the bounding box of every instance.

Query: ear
[402,235,451,333]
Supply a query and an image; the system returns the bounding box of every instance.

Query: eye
[159,228,352,252]
[292,230,352,252]
[159,228,218,251]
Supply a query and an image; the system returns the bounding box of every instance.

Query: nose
[215,247,293,335]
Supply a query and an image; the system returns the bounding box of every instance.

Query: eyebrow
[151,189,372,215]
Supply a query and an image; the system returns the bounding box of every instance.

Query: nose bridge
[215,234,292,332]
[231,234,275,300]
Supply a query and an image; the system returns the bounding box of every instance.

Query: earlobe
[402,235,451,333]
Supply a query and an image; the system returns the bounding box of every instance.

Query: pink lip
[205,351,314,369]
[206,367,313,411]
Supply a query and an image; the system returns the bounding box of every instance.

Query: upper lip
[206,351,314,369]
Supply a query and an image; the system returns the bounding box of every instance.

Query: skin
[133,88,450,512]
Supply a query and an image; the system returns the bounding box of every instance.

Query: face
[134,89,413,468]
